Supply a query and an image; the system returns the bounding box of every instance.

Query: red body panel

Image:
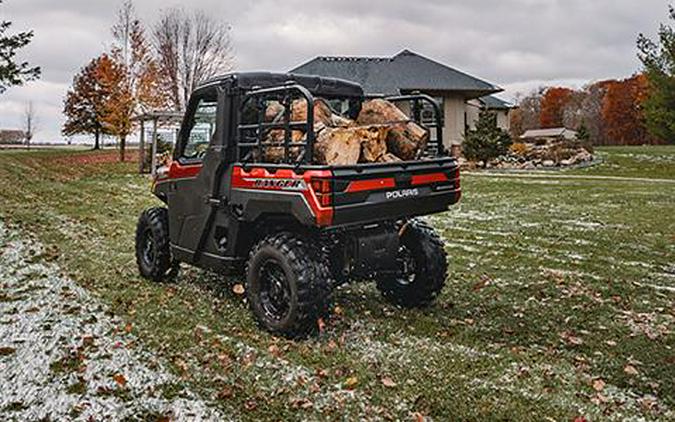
[231,165,335,226]
[156,161,459,228]
[155,160,203,184]
[345,178,396,193]
[411,172,448,185]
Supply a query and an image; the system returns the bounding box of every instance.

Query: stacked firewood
[262,98,428,165]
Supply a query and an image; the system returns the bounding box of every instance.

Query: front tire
[376,220,447,307]
[135,207,177,282]
[246,233,332,338]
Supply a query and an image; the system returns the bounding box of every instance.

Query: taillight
[311,178,333,207]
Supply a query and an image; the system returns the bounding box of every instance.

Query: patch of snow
[0,222,226,420]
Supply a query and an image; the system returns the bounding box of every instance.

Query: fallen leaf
[560,331,584,346]
[268,344,281,357]
[0,347,16,356]
[605,340,617,347]
[325,340,338,352]
[112,373,127,387]
[244,400,257,411]
[592,379,605,392]
[291,397,314,409]
[317,318,326,334]
[639,395,657,411]
[232,284,245,295]
[344,376,358,389]
[217,353,232,368]
[334,306,343,316]
[473,274,491,291]
[242,352,256,367]
[624,364,638,376]
[216,386,234,400]
[381,376,397,388]
[124,323,132,334]
[413,412,425,422]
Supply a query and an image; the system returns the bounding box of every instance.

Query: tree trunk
[119,136,126,162]
[93,129,100,150]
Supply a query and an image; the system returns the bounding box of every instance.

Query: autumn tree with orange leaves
[539,87,574,128]
[601,74,651,145]
[62,55,115,149]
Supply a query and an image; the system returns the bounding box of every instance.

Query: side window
[182,98,217,161]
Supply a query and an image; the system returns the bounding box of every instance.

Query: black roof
[290,50,501,98]
[198,71,364,98]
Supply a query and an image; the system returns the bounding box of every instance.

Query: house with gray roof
[290,49,514,147]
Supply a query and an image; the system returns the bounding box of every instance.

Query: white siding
[442,95,466,147]
[495,110,510,131]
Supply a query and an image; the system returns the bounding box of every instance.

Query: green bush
[463,111,512,168]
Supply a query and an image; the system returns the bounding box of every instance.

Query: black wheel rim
[396,245,417,286]
[141,229,156,267]
[259,259,292,321]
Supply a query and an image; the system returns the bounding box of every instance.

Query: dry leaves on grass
[344,376,358,389]
[291,397,314,409]
[381,376,397,388]
[232,284,245,295]
[112,373,127,387]
[559,331,584,346]
[624,364,639,376]
[216,386,234,400]
[472,274,492,291]
[592,379,605,392]
[268,344,282,358]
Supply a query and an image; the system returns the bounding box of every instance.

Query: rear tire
[246,233,332,338]
[135,207,177,282]
[376,220,447,307]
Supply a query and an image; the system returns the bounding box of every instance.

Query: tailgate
[330,157,461,226]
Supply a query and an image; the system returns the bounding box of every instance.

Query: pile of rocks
[474,141,594,170]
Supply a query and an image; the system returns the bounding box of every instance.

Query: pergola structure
[133,110,183,176]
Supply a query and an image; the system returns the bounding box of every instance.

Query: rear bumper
[331,187,461,227]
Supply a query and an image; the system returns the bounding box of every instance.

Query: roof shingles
[290,49,501,98]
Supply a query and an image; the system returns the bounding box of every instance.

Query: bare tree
[511,88,545,136]
[111,0,138,71]
[22,101,37,149]
[153,8,234,111]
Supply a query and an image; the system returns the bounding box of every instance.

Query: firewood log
[291,98,337,128]
[265,101,285,122]
[378,152,402,163]
[359,125,390,163]
[314,128,361,166]
[261,129,305,163]
[356,99,428,161]
[314,125,389,166]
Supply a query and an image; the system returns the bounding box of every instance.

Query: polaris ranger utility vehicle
[135,72,461,337]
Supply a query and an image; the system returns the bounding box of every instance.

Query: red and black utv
[135,72,461,337]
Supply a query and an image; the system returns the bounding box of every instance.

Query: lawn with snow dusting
[0,147,673,420]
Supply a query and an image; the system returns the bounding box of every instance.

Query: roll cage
[235,83,446,166]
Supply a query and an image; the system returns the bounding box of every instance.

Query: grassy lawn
[0,146,673,420]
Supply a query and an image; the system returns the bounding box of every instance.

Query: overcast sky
[0,0,670,142]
